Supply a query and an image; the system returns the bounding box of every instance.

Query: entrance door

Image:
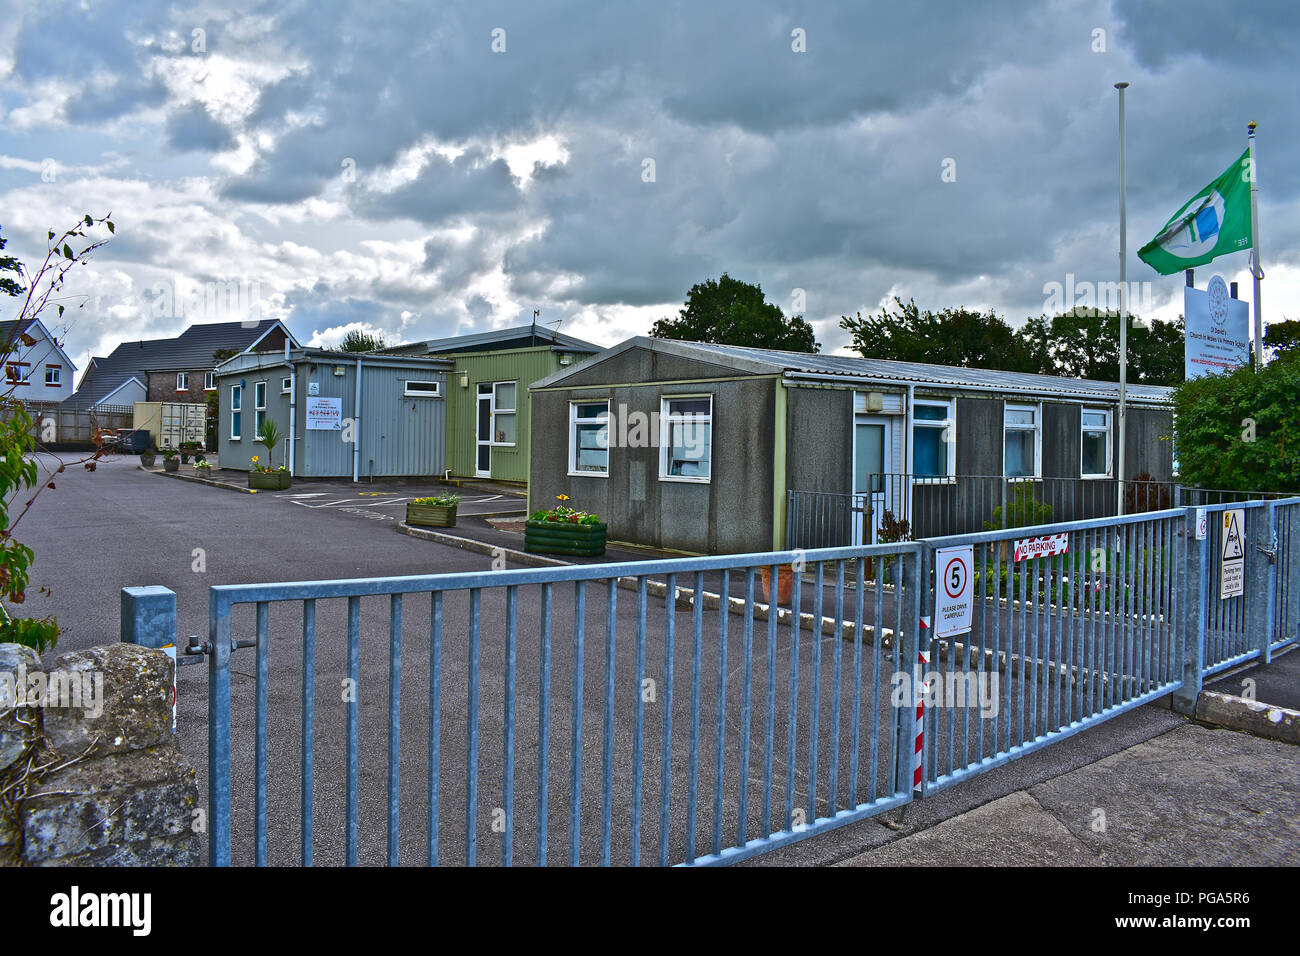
[476,384,492,477]
[852,417,893,545]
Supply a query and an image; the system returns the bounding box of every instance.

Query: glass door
[476,384,492,476]
[852,418,892,545]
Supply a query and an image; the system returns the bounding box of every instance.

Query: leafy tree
[1264,319,1300,358]
[335,329,386,352]
[651,273,819,352]
[841,297,1038,371]
[1,215,115,652]
[1021,309,1184,385]
[1170,350,1300,492]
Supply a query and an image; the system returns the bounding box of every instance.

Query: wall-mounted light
[333,365,347,376]
[459,371,469,388]
[867,391,883,411]
[559,352,572,366]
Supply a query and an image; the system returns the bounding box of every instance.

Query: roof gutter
[780,370,1169,406]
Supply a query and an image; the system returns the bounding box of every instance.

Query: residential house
[528,337,1176,555]
[0,318,77,402]
[72,319,299,408]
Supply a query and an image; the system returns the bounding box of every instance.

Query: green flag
[1138,148,1253,275]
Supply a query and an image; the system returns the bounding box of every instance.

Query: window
[660,396,712,482]
[5,363,30,385]
[282,377,292,394]
[1003,403,1041,479]
[176,372,189,391]
[204,371,216,391]
[1081,408,1112,478]
[569,401,610,476]
[912,399,954,480]
[230,385,242,440]
[254,382,267,439]
[404,380,441,398]
[44,365,61,387]
[492,382,516,445]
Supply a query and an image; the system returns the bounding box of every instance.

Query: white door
[476,384,492,477]
[852,417,893,545]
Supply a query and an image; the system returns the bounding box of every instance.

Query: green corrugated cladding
[444,346,569,483]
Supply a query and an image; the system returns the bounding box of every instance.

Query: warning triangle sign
[1222,511,1244,560]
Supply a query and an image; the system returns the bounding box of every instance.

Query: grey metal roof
[386,323,603,356]
[214,347,454,375]
[72,320,294,403]
[534,336,1175,405]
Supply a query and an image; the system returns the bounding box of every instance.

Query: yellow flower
[556,494,569,501]
[251,455,260,462]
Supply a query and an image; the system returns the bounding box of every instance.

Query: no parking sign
[935,545,974,639]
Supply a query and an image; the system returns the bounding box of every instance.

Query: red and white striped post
[913,617,930,795]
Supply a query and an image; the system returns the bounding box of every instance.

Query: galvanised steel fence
[787,479,1292,548]
[184,545,926,866]
[122,496,1300,866]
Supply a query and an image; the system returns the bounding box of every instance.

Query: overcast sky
[2,0,1296,371]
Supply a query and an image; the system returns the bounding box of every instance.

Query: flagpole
[1115,81,1129,517]
[1248,122,1263,367]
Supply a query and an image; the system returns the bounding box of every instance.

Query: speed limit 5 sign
[935,545,974,639]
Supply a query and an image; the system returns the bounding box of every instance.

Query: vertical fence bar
[386,593,402,866]
[1174,508,1205,714]
[808,563,823,816]
[601,579,617,866]
[738,569,755,845]
[658,574,676,866]
[428,591,442,866]
[762,565,778,837]
[849,557,865,805]
[345,595,360,867]
[686,571,703,861]
[786,563,802,828]
[465,588,481,867]
[711,570,730,858]
[870,556,884,800]
[301,599,315,866]
[630,578,646,866]
[255,601,269,866]
[503,586,518,866]
[538,582,553,866]
[828,562,845,814]
[571,581,586,866]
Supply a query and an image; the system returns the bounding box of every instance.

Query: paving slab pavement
[838,723,1300,867]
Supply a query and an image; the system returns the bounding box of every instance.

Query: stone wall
[0,643,199,866]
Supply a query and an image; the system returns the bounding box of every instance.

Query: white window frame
[254,381,267,440]
[568,400,610,478]
[911,397,956,484]
[44,365,61,387]
[204,370,216,391]
[1080,407,1113,479]
[490,381,517,447]
[176,371,189,392]
[1002,402,1042,480]
[403,379,442,398]
[281,377,292,394]
[659,394,713,484]
[230,385,242,440]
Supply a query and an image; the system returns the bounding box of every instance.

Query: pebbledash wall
[0,643,199,866]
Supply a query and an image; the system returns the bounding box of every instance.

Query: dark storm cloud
[165,104,237,152]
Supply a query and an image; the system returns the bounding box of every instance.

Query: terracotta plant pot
[248,471,291,490]
[406,503,458,528]
[524,519,606,557]
[760,564,795,604]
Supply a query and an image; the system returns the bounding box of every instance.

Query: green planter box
[249,471,292,490]
[524,519,607,556]
[407,503,458,528]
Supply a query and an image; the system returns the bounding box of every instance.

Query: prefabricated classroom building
[384,324,601,483]
[215,349,452,478]
[528,337,1176,555]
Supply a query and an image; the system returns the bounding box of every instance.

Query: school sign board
[306,396,342,430]
[1185,276,1250,380]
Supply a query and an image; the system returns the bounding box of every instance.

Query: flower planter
[163,458,180,472]
[760,564,794,604]
[248,471,291,490]
[524,519,607,557]
[406,502,458,528]
[140,453,156,468]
